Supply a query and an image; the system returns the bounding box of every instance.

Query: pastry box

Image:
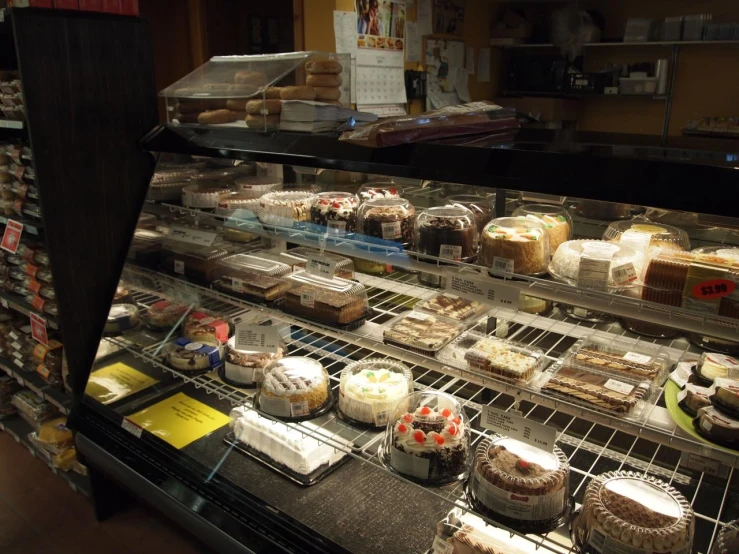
[382,311,463,357]
[284,247,355,279]
[602,220,690,253]
[282,270,369,329]
[415,292,489,325]
[438,331,547,384]
[159,240,229,284]
[212,253,292,304]
[562,337,670,384]
[539,360,657,421]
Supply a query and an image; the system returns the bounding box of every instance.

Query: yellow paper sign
[126,392,230,449]
[85,362,159,405]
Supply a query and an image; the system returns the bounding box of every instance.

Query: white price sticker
[300,292,315,308]
[290,401,310,418]
[577,257,610,291]
[121,418,143,438]
[492,257,514,274]
[680,451,726,477]
[173,260,185,275]
[445,272,519,311]
[603,379,635,395]
[623,351,652,364]
[381,221,402,240]
[612,262,638,286]
[432,536,454,554]
[439,244,462,261]
[169,225,218,247]
[13,358,23,368]
[306,254,336,279]
[231,277,244,293]
[620,229,652,253]
[480,405,556,452]
[234,324,280,354]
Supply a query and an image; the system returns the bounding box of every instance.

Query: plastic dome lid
[603,220,690,252]
[549,239,645,288]
[340,358,412,387]
[475,435,567,487]
[482,216,549,240]
[263,356,324,380]
[692,246,739,262]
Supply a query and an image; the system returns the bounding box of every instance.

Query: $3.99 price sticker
[692,279,736,300]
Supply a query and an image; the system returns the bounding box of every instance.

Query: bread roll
[245,114,280,129]
[246,99,282,115]
[175,112,200,123]
[305,59,343,74]
[313,87,341,101]
[265,87,283,99]
[225,99,247,111]
[306,74,342,87]
[234,70,268,86]
[198,109,237,124]
[279,86,316,101]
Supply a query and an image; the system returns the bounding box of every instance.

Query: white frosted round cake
[259,357,330,419]
[257,191,317,228]
[338,358,412,427]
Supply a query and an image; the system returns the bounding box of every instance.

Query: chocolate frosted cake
[478,217,550,276]
[470,436,570,531]
[309,192,359,234]
[222,335,285,387]
[386,392,469,484]
[415,205,478,261]
[282,271,368,327]
[356,197,416,246]
[573,471,694,554]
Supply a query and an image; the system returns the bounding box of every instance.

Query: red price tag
[28,279,41,294]
[30,312,48,346]
[0,219,23,254]
[692,279,736,300]
[32,295,45,312]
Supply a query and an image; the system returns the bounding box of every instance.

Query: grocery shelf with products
[67,117,739,554]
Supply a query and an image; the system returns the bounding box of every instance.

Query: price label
[306,254,336,279]
[439,244,462,261]
[1,219,23,254]
[603,378,635,395]
[577,257,610,291]
[612,262,638,286]
[623,351,651,364]
[432,536,454,554]
[290,400,310,418]
[381,221,402,240]
[169,225,218,247]
[13,358,23,368]
[300,292,315,308]
[492,257,514,274]
[30,313,48,346]
[234,324,280,354]
[445,272,519,311]
[692,279,736,300]
[619,229,652,253]
[173,260,185,275]
[121,417,144,438]
[481,405,556,452]
[231,277,244,293]
[680,451,726,478]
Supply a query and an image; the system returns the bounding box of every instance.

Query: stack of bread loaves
[304,58,343,104]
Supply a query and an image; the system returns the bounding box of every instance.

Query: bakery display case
[66,110,739,554]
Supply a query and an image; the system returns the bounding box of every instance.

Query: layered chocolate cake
[383,312,463,356]
[283,271,368,327]
[357,197,416,246]
[309,192,358,233]
[415,206,478,261]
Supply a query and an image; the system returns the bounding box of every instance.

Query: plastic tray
[415,292,489,325]
[549,240,645,291]
[382,311,463,357]
[160,241,229,284]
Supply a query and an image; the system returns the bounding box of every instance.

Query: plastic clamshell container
[283,247,355,279]
[165,337,222,375]
[11,390,54,422]
[381,390,470,485]
[356,197,416,247]
[183,311,229,344]
[433,509,531,554]
[540,360,656,420]
[282,270,369,328]
[549,240,645,291]
[257,356,332,420]
[696,352,739,384]
[145,300,190,330]
[160,240,229,284]
[415,292,489,325]
[713,519,739,554]
[439,331,547,384]
[383,311,463,357]
[212,253,292,303]
[357,182,403,202]
[446,193,494,233]
[415,205,479,261]
[128,229,164,268]
[563,337,670,385]
[227,405,352,485]
[571,471,694,554]
[603,220,690,253]
[512,203,573,252]
[182,183,234,209]
[215,193,261,217]
[469,435,572,533]
[258,190,317,228]
[222,335,286,387]
[233,176,282,198]
[309,191,359,235]
[337,358,413,428]
[576,199,632,220]
[478,216,550,276]
[692,245,739,261]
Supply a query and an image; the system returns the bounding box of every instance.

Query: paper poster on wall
[425,38,465,109]
[433,0,465,35]
[355,0,408,105]
[417,0,432,36]
[404,21,421,62]
[333,11,359,104]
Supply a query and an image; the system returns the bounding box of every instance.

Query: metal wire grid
[106,266,739,554]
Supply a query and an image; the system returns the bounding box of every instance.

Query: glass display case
[70,111,739,554]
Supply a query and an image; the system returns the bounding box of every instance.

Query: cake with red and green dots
[390,405,469,483]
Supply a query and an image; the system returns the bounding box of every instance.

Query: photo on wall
[356,0,406,51]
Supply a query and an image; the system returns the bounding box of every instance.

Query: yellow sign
[126,392,230,449]
[85,362,159,405]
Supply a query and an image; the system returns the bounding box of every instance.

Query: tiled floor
[0,432,210,554]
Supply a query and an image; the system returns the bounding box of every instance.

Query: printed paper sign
[85,362,159,405]
[1,219,23,253]
[306,254,336,279]
[446,272,519,311]
[481,405,556,452]
[169,225,218,248]
[29,313,48,346]
[234,324,280,354]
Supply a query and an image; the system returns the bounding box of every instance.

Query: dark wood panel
[12,8,157,399]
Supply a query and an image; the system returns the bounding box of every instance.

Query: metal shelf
[101,268,739,554]
[153,202,739,343]
[0,357,72,415]
[0,288,59,329]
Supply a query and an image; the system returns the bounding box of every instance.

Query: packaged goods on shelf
[572,471,694,554]
[136,213,157,231]
[695,405,739,447]
[711,377,739,418]
[282,247,355,279]
[228,406,352,483]
[257,357,332,420]
[512,203,572,252]
[478,216,550,276]
[445,194,493,234]
[308,191,359,234]
[183,311,229,344]
[182,183,234,209]
[549,240,645,291]
[29,416,73,454]
[337,358,413,428]
[678,383,711,416]
[382,391,469,484]
[357,182,403,202]
[145,300,191,330]
[159,240,229,284]
[127,229,164,269]
[469,435,572,533]
[282,271,369,328]
[691,352,739,386]
[165,337,222,375]
[212,254,291,304]
[11,389,56,429]
[356,197,416,247]
[104,304,139,335]
[602,220,690,253]
[257,190,317,228]
[415,292,489,324]
[113,285,134,305]
[215,193,261,218]
[383,312,463,357]
[221,335,286,387]
[233,175,282,198]
[434,509,531,554]
[415,205,479,261]
[439,331,547,384]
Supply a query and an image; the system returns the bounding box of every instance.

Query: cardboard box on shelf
[495,96,582,122]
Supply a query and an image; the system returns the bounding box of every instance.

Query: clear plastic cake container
[562,337,670,385]
[233,176,282,198]
[212,253,291,303]
[357,182,403,201]
[256,356,332,421]
[433,509,531,554]
[147,181,191,202]
[602,220,690,253]
[549,239,645,291]
[382,311,463,357]
[221,335,286,387]
[414,292,490,325]
[182,184,234,209]
[284,247,355,279]
[511,203,573,252]
[337,358,413,428]
[438,331,547,384]
[282,270,369,329]
[128,229,164,268]
[215,193,261,218]
[539,360,657,421]
[257,191,318,228]
[214,253,292,279]
[159,240,229,284]
[308,191,359,235]
[477,216,550,277]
